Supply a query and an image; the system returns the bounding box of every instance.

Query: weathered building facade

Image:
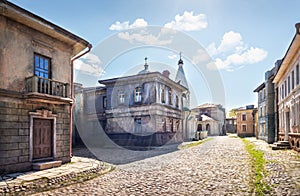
[75,58,190,147]
[273,23,300,151]
[191,103,226,136]
[0,0,90,173]
[254,61,281,143]
[236,105,258,137]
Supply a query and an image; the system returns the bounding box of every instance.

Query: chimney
[295,22,300,34]
[162,70,170,78]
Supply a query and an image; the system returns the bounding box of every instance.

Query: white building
[191,103,226,137]
[273,22,300,151]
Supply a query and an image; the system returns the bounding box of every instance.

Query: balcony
[25,76,70,100]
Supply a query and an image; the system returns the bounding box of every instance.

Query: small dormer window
[134,87,142,103]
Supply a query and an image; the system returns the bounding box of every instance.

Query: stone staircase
[270,141,291,150]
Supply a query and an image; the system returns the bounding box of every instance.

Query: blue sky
[10,0,300,110]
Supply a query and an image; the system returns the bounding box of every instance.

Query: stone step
[270,144,291,150]
[274,142,291,147]
[32,160,62,171]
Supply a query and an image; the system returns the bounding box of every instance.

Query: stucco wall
[0,15,72,95]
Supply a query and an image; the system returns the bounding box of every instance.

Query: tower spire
[175,53,188,89]
[178,52,184,65]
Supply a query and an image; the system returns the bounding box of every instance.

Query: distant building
[225,117,237,133]
[74,57,190,147]
[191,103,226,136]
[236,105,258,137]
[254,61,281,143]
[273,23,300,151]
[0,1,90,173]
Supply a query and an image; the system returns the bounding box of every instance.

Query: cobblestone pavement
[34,136,253,195]
[245,138,300,196]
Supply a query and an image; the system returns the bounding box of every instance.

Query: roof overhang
[253,82,265,93]
[273,23,300,83]
[0,0,90,56]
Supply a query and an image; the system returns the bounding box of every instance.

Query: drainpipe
[69,44,92,158]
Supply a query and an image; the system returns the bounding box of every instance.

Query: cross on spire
[144,57,148,65]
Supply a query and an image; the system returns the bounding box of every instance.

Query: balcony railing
[25,76,69,98]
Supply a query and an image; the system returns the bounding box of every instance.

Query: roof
[200,114,217,122]
[273,22,300,83]
[253,82,265,92]
[0,0,90,56]
[175,59,188,89]
[196,103,223,109]
[98,71,188,92]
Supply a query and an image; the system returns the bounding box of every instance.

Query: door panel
[33,119,53,159]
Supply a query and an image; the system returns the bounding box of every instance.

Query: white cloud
[74,53,104,76]
[164,11,208,31]
[207,47,268,71]
[206,31,268,71]
[168,54,178,60]
[109,18,148,31]
[192,49,211,65]
[118,31,172,45]
[218,31,243,52]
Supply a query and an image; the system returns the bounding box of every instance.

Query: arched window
[206,123,210,131]
[197,124,202,131]
[134,87,142,103]
[168,89,172,105]
[175,95,179,108]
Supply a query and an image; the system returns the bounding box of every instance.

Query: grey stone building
[0,0,90,173]
[254,60,281,143]
[75,58,190,147]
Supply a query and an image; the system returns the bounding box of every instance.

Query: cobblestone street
[35,136,253,195]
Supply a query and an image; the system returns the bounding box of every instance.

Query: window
[242,114,246,121]
[161,88,165,103]
[119,91,125,104]
[281,84,284,99]
[34,53,51,79]
[297,64,299,85]
[134,87,142,103]
[162,118,166,132]
[288,76,291,94]
[175,95,179,108]
[292,71,295,90]
[285,80,287,97]
[103,96,107,108]
[135,118,142,133]
[242,125,247,132]
[168,89,172,105]
[170,119,174,132]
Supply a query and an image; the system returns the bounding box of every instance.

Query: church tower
[175,54,188,89]
[175,54,190,108]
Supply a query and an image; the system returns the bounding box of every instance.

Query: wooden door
[33,119,53,160]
